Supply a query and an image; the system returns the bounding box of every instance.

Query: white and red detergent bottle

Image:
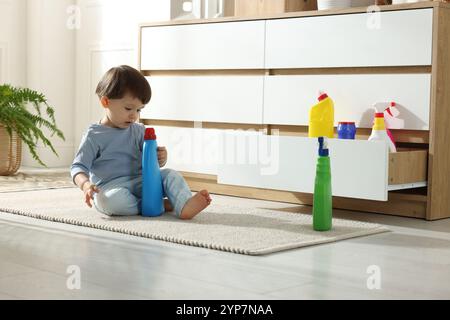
[368,112,397,153]
[372,101,403,152]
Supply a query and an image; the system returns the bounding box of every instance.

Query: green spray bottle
[313,137,332,231]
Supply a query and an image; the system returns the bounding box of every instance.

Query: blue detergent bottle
[142,127,164,217]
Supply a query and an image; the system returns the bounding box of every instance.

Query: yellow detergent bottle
[308,91,335,138]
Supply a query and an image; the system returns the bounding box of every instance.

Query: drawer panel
[141,21,265,70]
[388,149,428,186]
[151,125,219,175]
[265,9,433,68]
[142,76,264,124]
[150,126,264,175]
[263,74,431,130]
[218,134,428,201]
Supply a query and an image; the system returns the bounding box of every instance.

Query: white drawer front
[141,76,264,124]
[141,21,265,70]
[265,9,433,68]
[218,134,389,201]
[263,74,431,130]
[151,126,264,175]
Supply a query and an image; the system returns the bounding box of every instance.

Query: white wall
[0,0,27,87]
[4,0,170,168]
[23,0,76,168]
[74,0,170,151]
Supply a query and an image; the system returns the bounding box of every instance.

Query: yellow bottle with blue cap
[308,91,335,138]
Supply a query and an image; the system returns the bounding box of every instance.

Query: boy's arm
[74,172,99,208]
[74,172,91,191]
[71,132,99,207]
[71,132,97,185]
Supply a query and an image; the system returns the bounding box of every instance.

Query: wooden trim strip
[270,126,430,144]
[184,175,427,219]
[140,120,429,144]
[180,171,217,181]
[269,66,432,75]
[141,66,431,76]
[142,70,266,76]
[426,5,450,220]
[141,119,268,131]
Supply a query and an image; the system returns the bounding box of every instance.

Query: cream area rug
[0,188,389,255]
[0,169,74,193]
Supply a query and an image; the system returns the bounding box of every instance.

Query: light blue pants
[93,169,192,218]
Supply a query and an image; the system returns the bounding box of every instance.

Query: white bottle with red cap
[368,112,397,153]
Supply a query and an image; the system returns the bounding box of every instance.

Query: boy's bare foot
[164,199,174,212]
[180,190,212,220]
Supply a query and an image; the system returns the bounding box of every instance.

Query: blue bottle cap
[318,137,329,157]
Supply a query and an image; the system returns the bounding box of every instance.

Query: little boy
[71,65,211,219]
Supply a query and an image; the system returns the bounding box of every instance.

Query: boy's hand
[82,183,100,208]
[157,146,168,167]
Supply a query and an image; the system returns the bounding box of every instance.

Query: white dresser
[139,2,450,220]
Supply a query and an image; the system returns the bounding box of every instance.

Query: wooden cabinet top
[139,2,450,28]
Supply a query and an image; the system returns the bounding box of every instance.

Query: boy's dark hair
[95,65,151,104]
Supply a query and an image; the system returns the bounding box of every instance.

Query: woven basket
[0,124,22,176]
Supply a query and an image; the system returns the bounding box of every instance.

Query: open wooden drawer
[217,134,427,201]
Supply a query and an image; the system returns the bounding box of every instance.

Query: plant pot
[0,124,22,176]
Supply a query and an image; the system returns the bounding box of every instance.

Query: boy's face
[100,93,145,129]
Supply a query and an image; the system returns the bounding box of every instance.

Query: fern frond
[0,84,65,167]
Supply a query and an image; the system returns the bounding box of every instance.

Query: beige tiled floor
[1,192,450,300]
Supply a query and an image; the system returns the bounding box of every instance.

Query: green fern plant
[0,84,65,167]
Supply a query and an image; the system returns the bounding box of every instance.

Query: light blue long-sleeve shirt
[71,122,146,187]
